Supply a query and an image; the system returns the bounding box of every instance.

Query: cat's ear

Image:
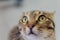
[50,13,54,19]
[49,11,55,20]
[45,11,55,20]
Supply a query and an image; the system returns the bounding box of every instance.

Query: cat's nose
[28,24,35,29]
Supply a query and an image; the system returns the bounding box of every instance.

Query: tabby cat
[9,10,56,40]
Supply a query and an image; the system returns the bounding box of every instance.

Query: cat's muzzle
[28,28,37,35]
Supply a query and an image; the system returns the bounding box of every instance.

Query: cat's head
[19,10,55,37]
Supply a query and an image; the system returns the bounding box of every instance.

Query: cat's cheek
[25,27,30,35]
[32,27,39,35]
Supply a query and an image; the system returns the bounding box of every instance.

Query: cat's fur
[9,10,56,40]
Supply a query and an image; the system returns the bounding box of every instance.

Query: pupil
[25,18,26,21]
[42,17,44,20]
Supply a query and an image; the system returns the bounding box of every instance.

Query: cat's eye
[38,15,46,21]
[22,16,28,23]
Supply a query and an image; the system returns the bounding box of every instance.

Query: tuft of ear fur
[49,12,55,20]
[44,11,55,20]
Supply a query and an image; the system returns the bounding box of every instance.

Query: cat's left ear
[50,13,54,19]
[49,11,55,20]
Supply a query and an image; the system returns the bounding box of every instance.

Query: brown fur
[9,10,56,40]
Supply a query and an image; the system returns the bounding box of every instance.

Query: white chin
[25,27,39,35]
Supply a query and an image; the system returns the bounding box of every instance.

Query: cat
[9,10,56,40]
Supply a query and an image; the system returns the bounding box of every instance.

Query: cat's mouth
[29,32,37,36]
[28,29,37,36]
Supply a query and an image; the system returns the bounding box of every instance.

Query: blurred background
[0,0,60,40]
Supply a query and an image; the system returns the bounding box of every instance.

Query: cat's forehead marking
[22,11,45,21]
[22,11,54,21]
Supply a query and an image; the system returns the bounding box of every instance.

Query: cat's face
[19,10,55,37]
